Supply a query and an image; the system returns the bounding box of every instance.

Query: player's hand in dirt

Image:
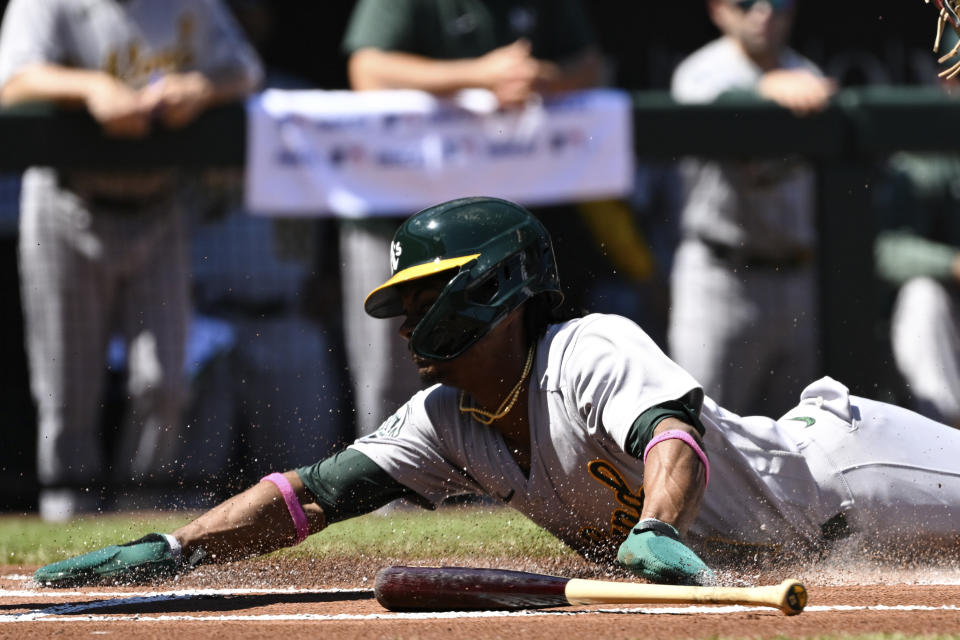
[33,533,186,587]
[617,518,716,585]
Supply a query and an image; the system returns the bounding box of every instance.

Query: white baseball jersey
[0,0,262,498]
[352,313,960,558]
[670,36,819,255]
[668,36,821,419]
[0,0,263,198]
[0,0,262,90]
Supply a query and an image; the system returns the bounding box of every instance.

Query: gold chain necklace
[459,345,535,425]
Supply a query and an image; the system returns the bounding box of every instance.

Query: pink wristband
[642,429,710,487]
[261,472,310,544]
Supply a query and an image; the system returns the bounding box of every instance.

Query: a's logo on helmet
[390,241,403,273]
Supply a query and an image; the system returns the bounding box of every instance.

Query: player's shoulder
[671,37,745,98]
[367,383,456,440]
[548,312,643,342]
[411,383,458,418]
[673,37,736,78]
[540,313,651,385]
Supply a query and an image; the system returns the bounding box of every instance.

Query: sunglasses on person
[731,0,795,12]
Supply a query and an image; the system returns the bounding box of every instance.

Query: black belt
[87,194,165,211]
[55,173,173,211]
[699,238,814,270]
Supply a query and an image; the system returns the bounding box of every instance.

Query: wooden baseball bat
[374,566,807,615]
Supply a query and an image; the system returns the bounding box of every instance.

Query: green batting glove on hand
[34,533,182,587]
[617,518,716,586]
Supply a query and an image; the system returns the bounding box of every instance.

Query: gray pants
[19,168,189,489]
[781,376,960,542]
[668,239,819,417]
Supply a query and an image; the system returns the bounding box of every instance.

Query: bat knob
[779,579,808,616]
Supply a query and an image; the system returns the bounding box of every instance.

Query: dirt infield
[3,555,960,640]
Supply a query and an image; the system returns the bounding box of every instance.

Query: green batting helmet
[364,196,564,360]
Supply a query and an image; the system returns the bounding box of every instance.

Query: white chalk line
[2,604,960,623]
[0,587,959,623]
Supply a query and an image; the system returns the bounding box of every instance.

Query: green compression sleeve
[295,448,417,524]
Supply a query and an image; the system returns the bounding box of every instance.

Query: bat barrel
[375,566,571,611]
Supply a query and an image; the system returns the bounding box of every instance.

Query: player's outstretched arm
[33,471,328,587]
[173,471,327,562]
[34,449,412,587]
[0,63,153,138]
[617,417,715,585]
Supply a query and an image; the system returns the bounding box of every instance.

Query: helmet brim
[364,253,480,318]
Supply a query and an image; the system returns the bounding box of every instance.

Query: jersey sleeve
[295,448,418,524]
[670,46,734,104]
[193,0,263,88]
[561,314,704,453]
[0,0,66,87]
[348,387,485,506]
[341,0,420,55]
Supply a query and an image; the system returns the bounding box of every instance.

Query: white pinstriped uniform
[350,314,960,559]
[668,37,821,418]
[0,0,262,493]
[339,219,424,438]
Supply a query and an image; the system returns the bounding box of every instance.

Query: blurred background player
[668,0,836,416]
[339,0,606,437]
[0,0,263,520]
[873,28,960,429]
[875,153,960,429]
[187,192,353,494]
[175,0,353,498]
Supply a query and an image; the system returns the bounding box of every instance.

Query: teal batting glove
[34,533,183,587]
[617,518,716,585]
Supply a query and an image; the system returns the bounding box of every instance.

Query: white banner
[244,88,634,217]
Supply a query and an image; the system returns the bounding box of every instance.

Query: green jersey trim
[624,396,707,460]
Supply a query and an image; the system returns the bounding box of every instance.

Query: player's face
[396,272,526,390]
[397,275,455,384]
[713,0,794,61]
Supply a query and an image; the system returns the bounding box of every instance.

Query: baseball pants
[19,168,189,489]
[780,376,960,543]
[889,276,960,427]
[669,238,819,417]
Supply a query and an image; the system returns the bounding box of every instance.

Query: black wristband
[632,517,681,540]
